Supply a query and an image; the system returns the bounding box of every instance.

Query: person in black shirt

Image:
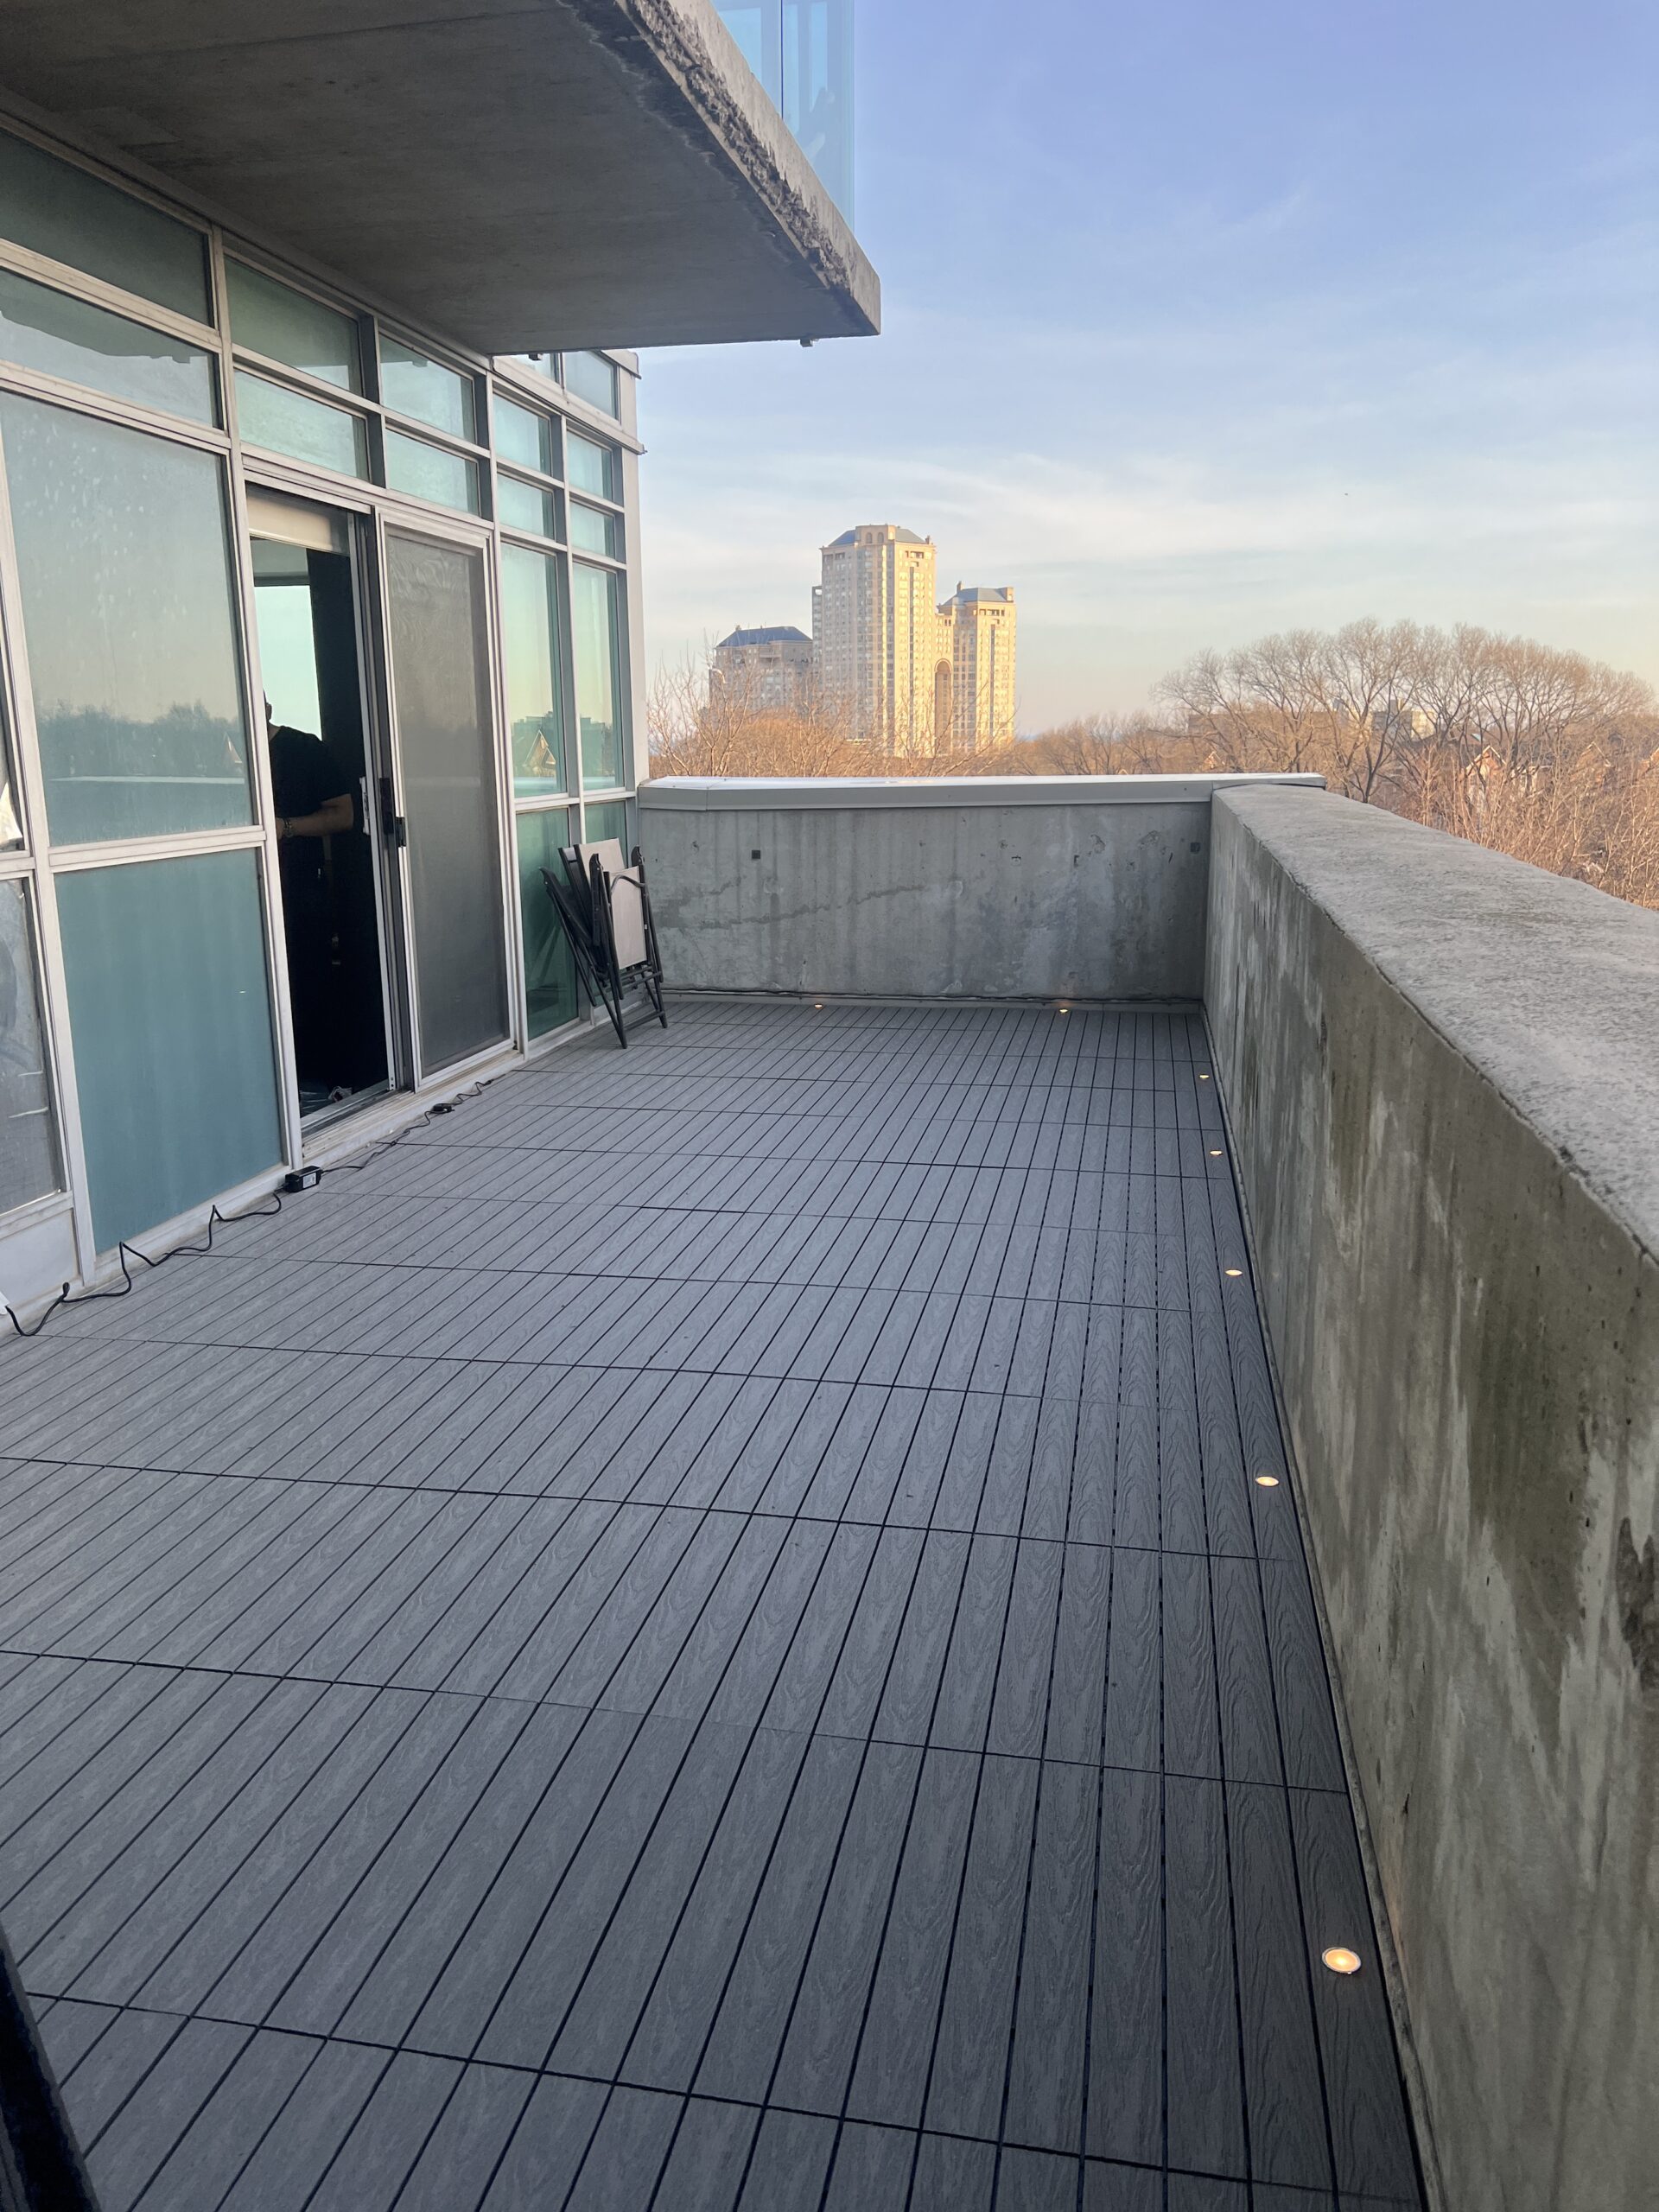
[266,699,356,1094]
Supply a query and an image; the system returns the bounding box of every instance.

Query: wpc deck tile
[924,1751,1039,2141]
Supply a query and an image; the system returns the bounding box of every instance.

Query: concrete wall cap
[1217,783,1659,1257]
[641,772,1325,812]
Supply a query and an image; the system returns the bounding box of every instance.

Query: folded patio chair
[542,838,667,1047]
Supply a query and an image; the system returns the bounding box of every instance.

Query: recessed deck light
[1198,1072,1211,1081]
[1058,1006,1070,1014]
[1322,1947,1362,1976]
[813,1002,823,1009]
[1224,1267,1243,1278]
[1255,1474,1280,1488]
[1209,1147,1223,1157]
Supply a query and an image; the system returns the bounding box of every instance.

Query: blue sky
[637,0,1658,728]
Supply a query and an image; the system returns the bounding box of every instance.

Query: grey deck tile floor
[0,1001,1423,2211]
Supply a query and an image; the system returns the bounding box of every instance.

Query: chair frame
[542,842,667,1048]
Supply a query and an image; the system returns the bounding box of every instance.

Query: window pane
[515,807,576,1039]
[0,129,210,324]
[226,260,361,392]
[567,430,618,502]
[569,500,618,558]
[0,396,254,843]
[494,395,554,474]
[584,799,628,846]
[572,561,624,790]
[235,371,369,479]
[505,352,560,386]
[1,697,21,849]
[497,473,559,539]
[0,881,62,1217]
[501,543,567,797]
[385,430,480,515]
[385,532,510,1071]
[55,852,281,1251]
[0,268,214,423]
[565,350,620,418]
[380,337,476,441]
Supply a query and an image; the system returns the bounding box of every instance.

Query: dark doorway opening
[251,517,390,1119]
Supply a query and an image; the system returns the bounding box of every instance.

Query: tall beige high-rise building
[815,524,941,753]
[814,524,1017,753]
[938,584,1017,747]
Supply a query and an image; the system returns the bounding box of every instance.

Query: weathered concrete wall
[1206,785,1659,2212]
[640,775,1319,1001]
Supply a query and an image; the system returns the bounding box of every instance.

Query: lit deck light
[1255,1474,1280,1488]
[813,1002,823,1009]
[1224,1267,1243,1278]
[1198,1072,1211,1081]
[1209,1147,1223,1157]
[1322,1947,1362,1975]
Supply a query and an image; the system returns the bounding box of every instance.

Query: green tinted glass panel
[56,851,281,1250]
[0,394,254,842]
[380,337,475,439]
[494,395,553,474]
[0,130,209,322]
[584,799,627,846]
[569,501,618,558]
[500,543,567,797]
[497,474,558,538]
[236,371,368,478]
[385,430,480,514]
[0,880,63,1216]
[565,350,620,417]
[572,561,624,791]
[516,807,577,1039]
[567,430,617,501]
[0,268,214,422]
[226,260,361,391]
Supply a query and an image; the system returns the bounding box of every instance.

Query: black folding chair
[541,842,667,1048]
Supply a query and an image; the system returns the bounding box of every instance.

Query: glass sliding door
[383,529,509,1072]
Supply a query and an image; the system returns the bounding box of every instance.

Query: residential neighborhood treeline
[650,620,1659,909]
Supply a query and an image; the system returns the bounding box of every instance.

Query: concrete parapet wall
[1206,785,1659,2212]
[639,774,1319,1001]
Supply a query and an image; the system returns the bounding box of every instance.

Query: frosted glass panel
[569,501,618,557]
[501,543,567,796]
[55,853,282,1251]
[0,129,210,322]
[236,371,368,478]
[380,339,475,440]
[0,269,214,423]
[515,808,576,1039]
[572,562,624,790]
[564,351,619,417]
[567,431,617,501]
[494,396,555,474]
[227,261,361,391]
[385,532,509,1071]
[0,395,254,843]
[0,881,62,1217]
[496,474,558,539]
[385,430,480,514]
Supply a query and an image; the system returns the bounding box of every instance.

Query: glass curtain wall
[0,117,639,1274]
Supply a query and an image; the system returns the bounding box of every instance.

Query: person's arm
[277,793,353,840]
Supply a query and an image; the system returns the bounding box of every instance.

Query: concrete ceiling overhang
[0,0,880,353]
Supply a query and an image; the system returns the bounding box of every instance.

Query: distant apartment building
[713,624,816,709]
[815,524,1017,752]
[939,584,1018,747]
